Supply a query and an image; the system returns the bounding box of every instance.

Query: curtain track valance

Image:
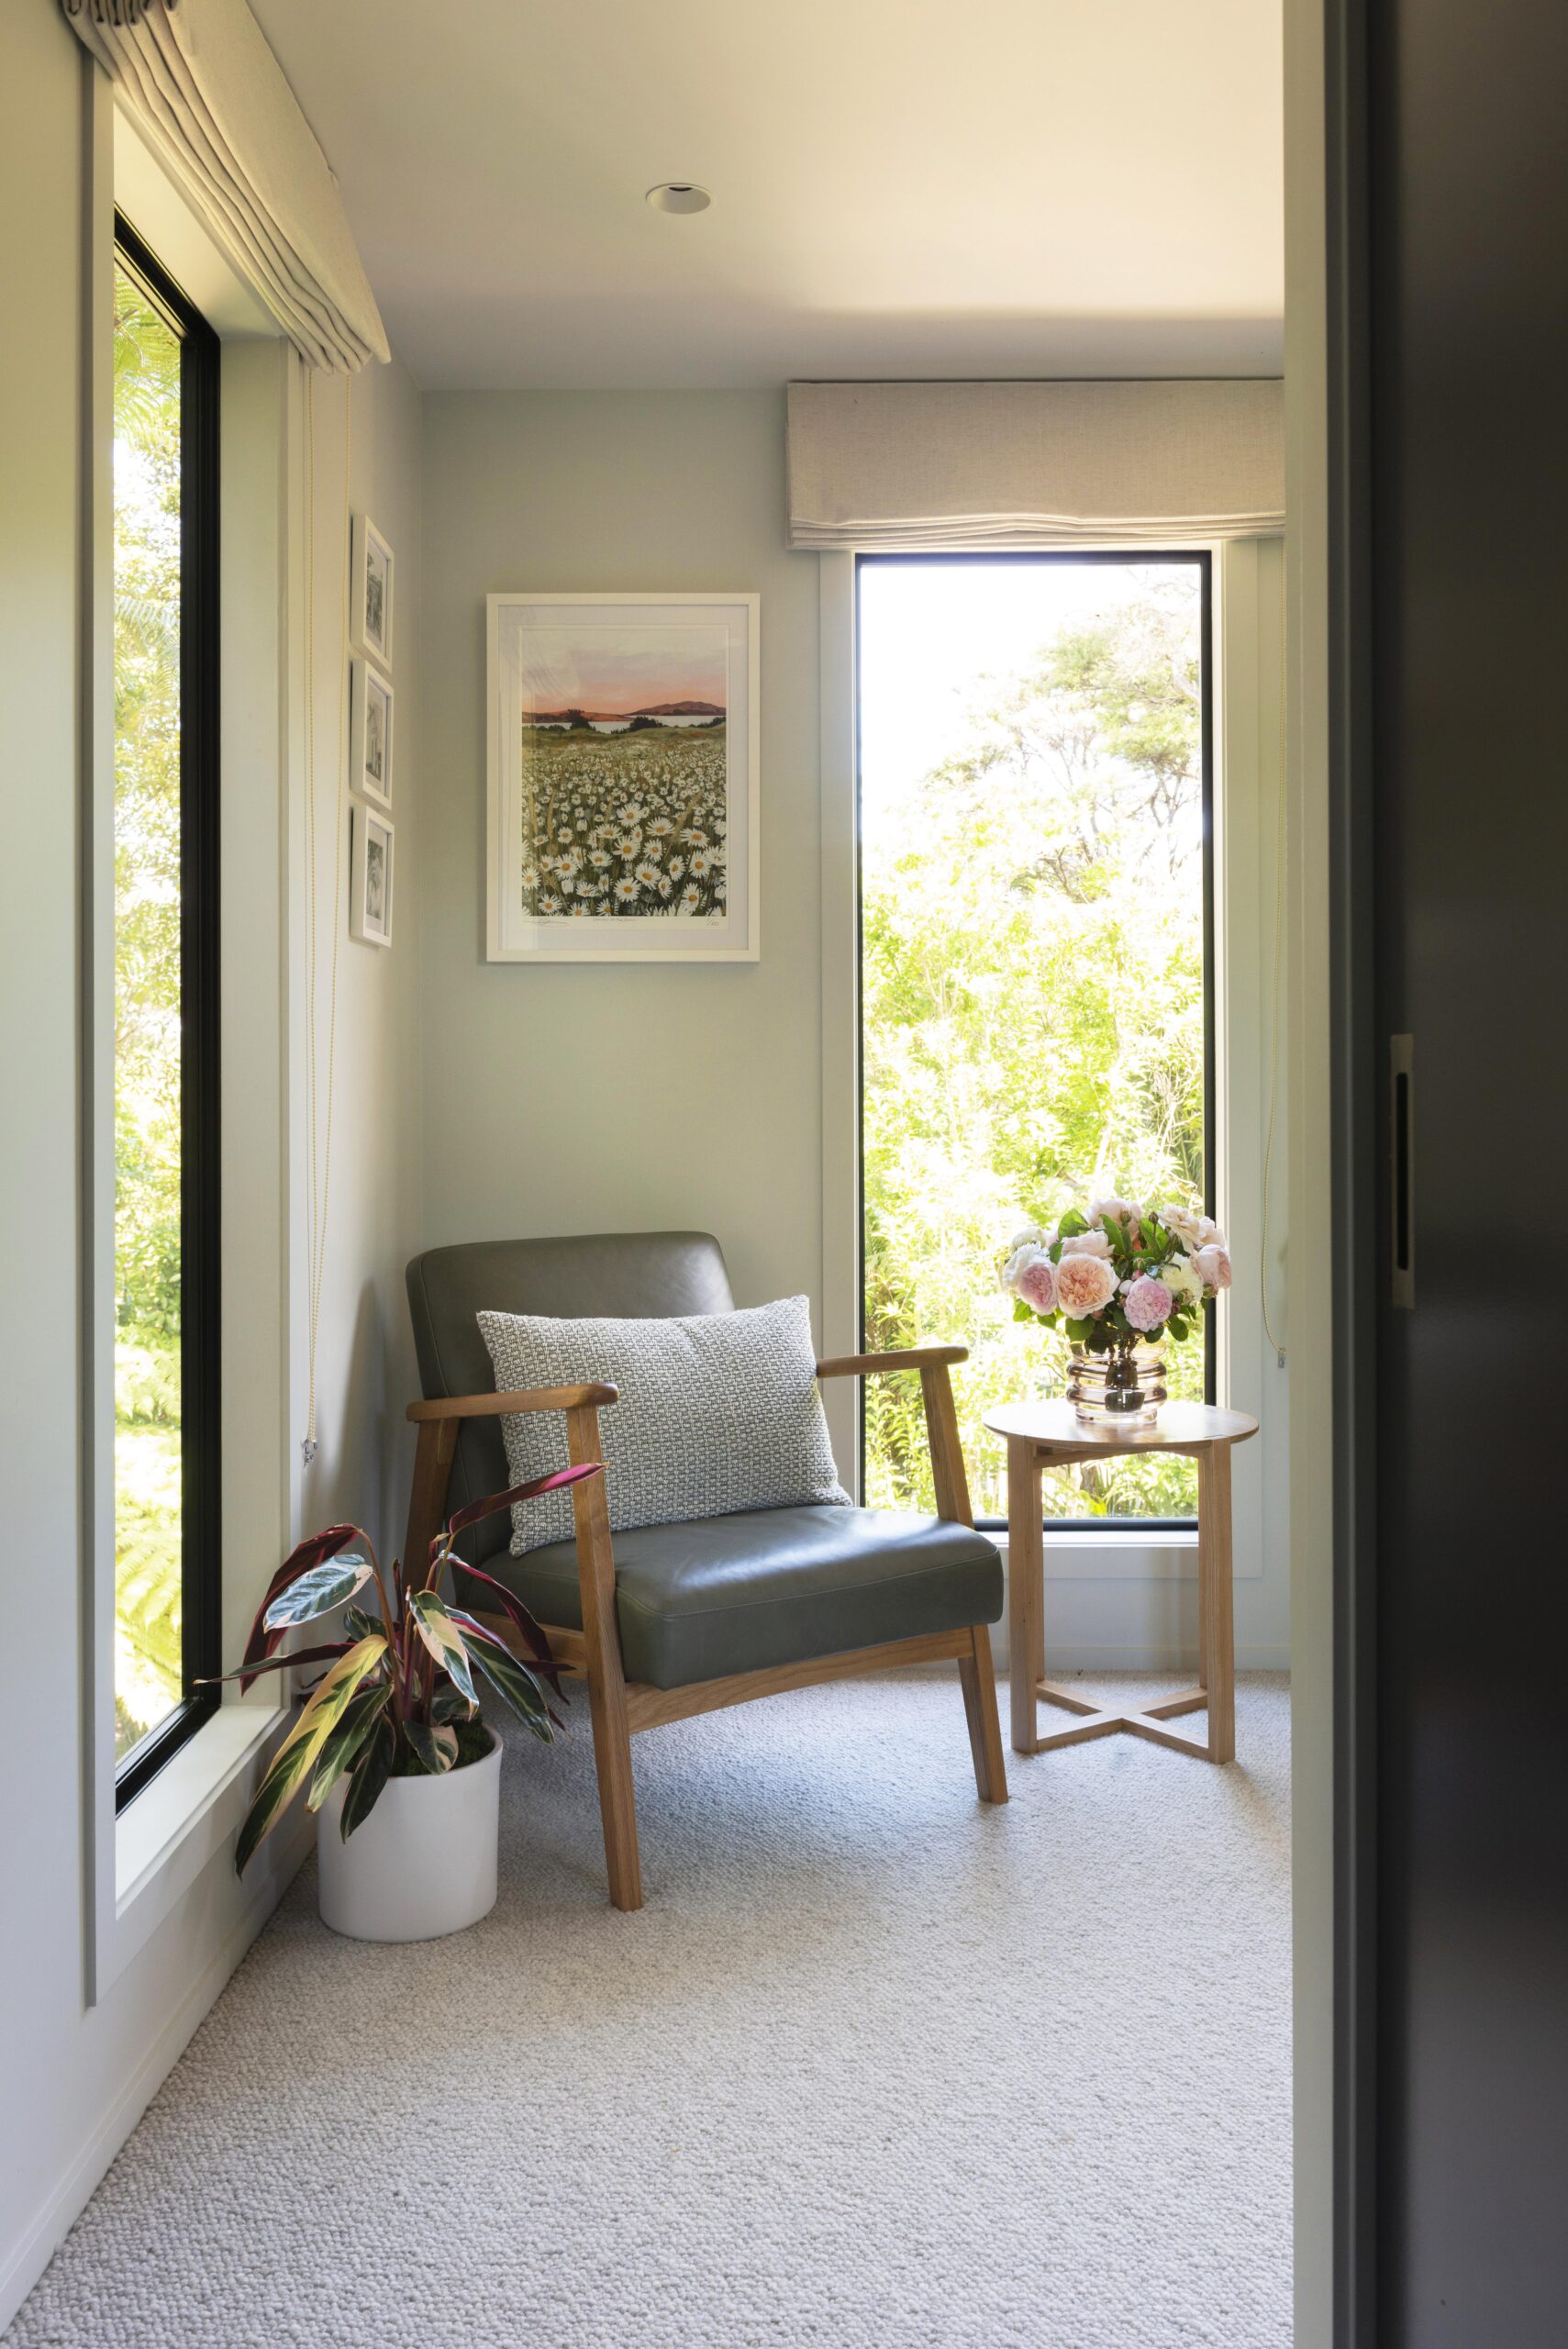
[786,379,1284,550]
[64,0,389,373]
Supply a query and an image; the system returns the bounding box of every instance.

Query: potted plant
[215,1463,600,1941]
[999,1192,1232,1422]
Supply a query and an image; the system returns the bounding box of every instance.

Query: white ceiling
[250,0,1284,392]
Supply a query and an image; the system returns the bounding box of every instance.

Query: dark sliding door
[1338,2,1568,2340]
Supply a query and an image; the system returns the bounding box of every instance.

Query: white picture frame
[486,591,760,963]
[350,804,394,947]
[350,658,394,810]
[350,512,395,670]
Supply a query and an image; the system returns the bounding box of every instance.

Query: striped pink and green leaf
[444,1559,562,1688]
[197,1640,350,1690]
[234,1634,386,1875]
[406,1591,479,1708]
[403,1720,460,1776]
[237,1523,362,1690]
[448,1609,556,1742]
[306,1679,393,1813]
[428,1463,603,1589]
[262,1553,374,1632]
[340,1720,395,1840]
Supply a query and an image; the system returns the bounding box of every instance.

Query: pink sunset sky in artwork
[520,624,728,718]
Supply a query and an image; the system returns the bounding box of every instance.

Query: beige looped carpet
[6,1672,1290,2349]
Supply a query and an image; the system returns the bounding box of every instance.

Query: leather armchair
[405,1232,1006,1910]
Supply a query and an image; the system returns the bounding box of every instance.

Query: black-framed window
[855,551,1214,1528]
[112,215,222,1808]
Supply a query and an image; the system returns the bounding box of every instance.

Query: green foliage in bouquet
[1024,1208,1197,1348]
[1000,1197,1231,1353]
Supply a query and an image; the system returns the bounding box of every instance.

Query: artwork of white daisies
[486,594,759,962]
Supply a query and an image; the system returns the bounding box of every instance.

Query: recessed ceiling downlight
[647,181,711,216]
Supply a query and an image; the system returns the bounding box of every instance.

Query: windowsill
[980,1521,1200,1542]
[984,1523,1223,1582]
[102,1698,288,1992]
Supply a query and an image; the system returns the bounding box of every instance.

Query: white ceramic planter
[317,1730,502,1942]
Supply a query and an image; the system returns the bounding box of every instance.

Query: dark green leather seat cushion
[457,1504,1002,1690]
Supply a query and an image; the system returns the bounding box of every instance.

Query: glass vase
[1066,1340,1168,1425]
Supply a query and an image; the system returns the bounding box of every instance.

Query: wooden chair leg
[915,1362,1007,1803]
[584,1663,643,1912]
[566,1402,644,1910]
[958,1622,1009,1804]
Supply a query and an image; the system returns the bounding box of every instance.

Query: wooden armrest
[817,1345,974,1525]
[815,1345,968,1380]
[406,1382,618,1424]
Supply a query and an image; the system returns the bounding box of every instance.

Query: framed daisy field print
[485,592,760,962]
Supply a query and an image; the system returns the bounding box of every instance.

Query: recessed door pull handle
[1390,1033,1414,1308]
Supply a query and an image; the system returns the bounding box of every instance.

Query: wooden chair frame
[402,1346,1007,1910]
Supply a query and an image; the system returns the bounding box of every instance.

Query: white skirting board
[0,1825,308,2334]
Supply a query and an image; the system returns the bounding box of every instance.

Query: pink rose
[1194,1244,1232,1293]
[1016,1254,1057,1315]
[1124,1273,1173,1333]
[1054,1252,1118,1318]
[1088,1195,1141,1231]
[1165,1207,1219,1252]
[1058,1227,1114,1259]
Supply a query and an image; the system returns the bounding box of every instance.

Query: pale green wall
[291,353,427,1567]
[418,391,827,1316]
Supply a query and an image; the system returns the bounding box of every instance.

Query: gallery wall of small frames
[349,512,395,947]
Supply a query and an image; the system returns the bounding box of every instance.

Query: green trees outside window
[859,558,1208,1523]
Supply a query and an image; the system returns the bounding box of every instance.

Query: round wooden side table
[983,1400,1259,1764]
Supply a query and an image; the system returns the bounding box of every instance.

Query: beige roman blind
[63,0,389,373]
[786,379,1284,550]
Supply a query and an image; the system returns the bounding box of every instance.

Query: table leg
[1007,1438,1044,1754]
[1031,1503,1047,1688]
[1197,1442,1236,1763]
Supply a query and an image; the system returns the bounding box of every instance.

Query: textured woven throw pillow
[476,1295,851,1555]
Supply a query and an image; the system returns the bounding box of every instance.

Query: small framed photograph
[350,659,394,809]
[350,805,394,947]
[486,591,759,963]
[350,513,394,670]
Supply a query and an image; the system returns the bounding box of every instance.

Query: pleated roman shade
[786,379,1284,550]
[62,0,389,373]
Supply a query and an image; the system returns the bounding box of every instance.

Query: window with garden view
[113,221,220,1799]
[859,554,1210,1523]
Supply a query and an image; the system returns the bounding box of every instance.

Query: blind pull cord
[301,370,350,1466]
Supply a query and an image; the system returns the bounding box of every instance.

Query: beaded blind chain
[301,371,350,1466]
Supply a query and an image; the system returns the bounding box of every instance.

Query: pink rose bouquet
[998,1192,1231,1355]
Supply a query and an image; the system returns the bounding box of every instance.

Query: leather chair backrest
[405,1231,734,1563]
